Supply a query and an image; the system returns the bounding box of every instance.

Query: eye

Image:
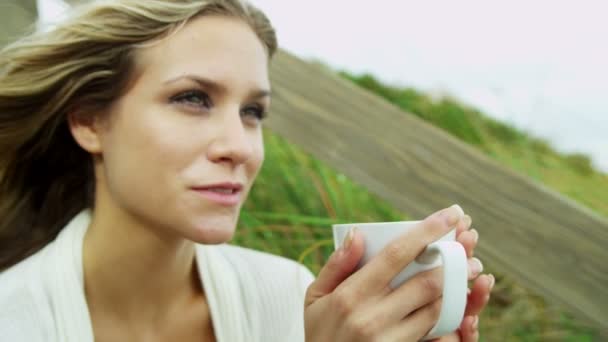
[170,90,212,110]
[241,104,267,122]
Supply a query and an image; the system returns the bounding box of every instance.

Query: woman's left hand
[433,215,494,342]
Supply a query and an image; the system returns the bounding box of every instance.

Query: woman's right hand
[304,205,479,341]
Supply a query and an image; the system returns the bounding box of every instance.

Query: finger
[431,316,479,342]
[456,214,472,235]
[467,330,480,342]
[459,315,479,342]
[304,229,365,306]
[373,267,444,323]
[465,274,494,316]
[431,332,461,342]
[343,204,465,294]
[384,298,443,341]
[458,230,478,258]
[468,257,483,280]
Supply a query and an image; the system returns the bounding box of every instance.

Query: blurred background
[251,0,608,174]
[3,0,607,341]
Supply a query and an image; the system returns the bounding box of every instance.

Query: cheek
[100,116,193,204]
[106,125,176,171]
[248,135,265,176]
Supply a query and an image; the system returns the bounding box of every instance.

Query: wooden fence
[267,50,608,335]
[2,1,607,336]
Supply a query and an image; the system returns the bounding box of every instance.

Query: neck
[82,199,204,325]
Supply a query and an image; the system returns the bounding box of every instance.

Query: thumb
[305,228,365,306]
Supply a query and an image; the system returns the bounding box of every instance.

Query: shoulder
[0,248,45,304]
[0,249,52,341]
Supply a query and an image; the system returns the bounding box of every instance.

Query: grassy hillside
[233,71,605,341]
[339,72,608,217]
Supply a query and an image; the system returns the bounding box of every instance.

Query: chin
[184,217,237,245]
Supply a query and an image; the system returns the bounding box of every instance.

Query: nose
[206,109,254,166]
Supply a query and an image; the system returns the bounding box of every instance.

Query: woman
[0,0,492,341]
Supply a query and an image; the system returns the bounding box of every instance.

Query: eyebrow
[164,74,271,99]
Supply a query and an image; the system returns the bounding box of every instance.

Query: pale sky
[39,0,608,172]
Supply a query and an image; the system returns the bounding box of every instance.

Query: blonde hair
[0,0,277,271]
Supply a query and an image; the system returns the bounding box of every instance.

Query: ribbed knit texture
[0,210,315,341]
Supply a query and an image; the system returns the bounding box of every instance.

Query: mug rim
[332,220,423,229]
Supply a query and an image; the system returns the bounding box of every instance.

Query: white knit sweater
[0,211,315,341]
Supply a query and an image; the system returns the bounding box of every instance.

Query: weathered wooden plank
[267,50,608,334]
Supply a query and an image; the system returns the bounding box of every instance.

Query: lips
[205,187,238,194]
[192,182,243,206]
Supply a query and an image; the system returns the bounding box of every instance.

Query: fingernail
[472,315,479,330]
[471,228,479,243]
[469,258,483,277]
[444,204,464,225]
[462,214,472,228]
[488,274,495,291]
[343,227,356,252]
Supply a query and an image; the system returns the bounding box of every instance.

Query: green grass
[233,130,405,274]
[339,72,608,217]
[230,70,606,341]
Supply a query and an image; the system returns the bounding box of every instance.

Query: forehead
[134,15,270,90]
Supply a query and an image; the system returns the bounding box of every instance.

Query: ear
[67,110,104,154]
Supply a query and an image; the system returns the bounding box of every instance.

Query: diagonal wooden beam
[267,49,608,335]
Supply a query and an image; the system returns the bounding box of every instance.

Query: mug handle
[421,241,467,340]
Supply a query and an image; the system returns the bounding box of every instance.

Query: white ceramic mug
[333,221,467,340]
